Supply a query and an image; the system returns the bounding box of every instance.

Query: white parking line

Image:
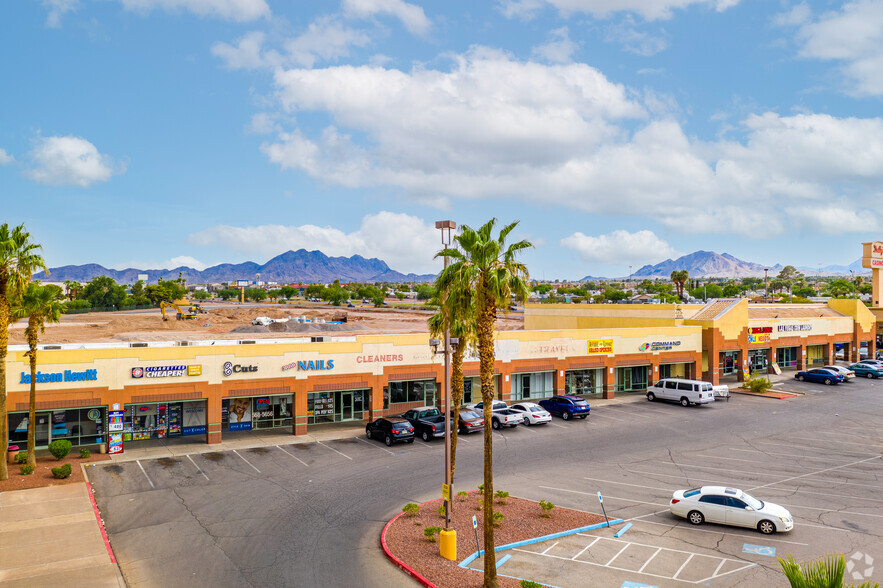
[653,461,775,478]
[539,486,666,508]
[317,440,353,460]
[136,460,155,489]
[731,447,866,462]
[773,435,883,450]
[233,449,262,473]
[590,412,628,422]
[605,543,630,566]
[186,454,210,481]
[673,553,695,580]
[638,547,662,573]
[749,455,881,492]
[276,445,309,467]
[548,422,568,429]
[356,436,395,455]
[571,536,601,560]
[583,476,673,494]
[749,441,876,459]
[631,518,810,545]
[541,541,559,555]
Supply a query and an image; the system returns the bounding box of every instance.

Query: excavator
[160,301,198,321]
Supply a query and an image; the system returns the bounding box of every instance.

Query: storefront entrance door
[341,392,354,421]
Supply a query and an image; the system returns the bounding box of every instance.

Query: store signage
[871,259,883,268]
[777,325,812,332]
[872,242,883,258]
[223,362,258,376]
[19,369,97,384]
[356,354,404,364]
[642,341,682,352]
[748,334,771,344]
[312,395,334,417]
[188,365,202,376]
[87,408,101,421]
[132,365,188,378]
[749,327,772,334]
[296,359,334,371]
[587,339,613,355]
[108,410,125,432]
[108,433,124,454]
[253,397,273,419]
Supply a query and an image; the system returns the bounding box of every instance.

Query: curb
[84,480,117,564]
[731,390,799,400]
[380,500,438,588]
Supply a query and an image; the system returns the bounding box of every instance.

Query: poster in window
[108,433,124,454]
[253,397,273,419]
[183,403,206,435]
[228,397,252,430]
[313,395,334,416]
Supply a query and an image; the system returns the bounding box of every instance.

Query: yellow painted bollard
[440,529,457,561]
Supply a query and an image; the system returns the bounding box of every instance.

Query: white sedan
[823,365,855,380]
[509,402,552,425]
[670,486,793,534]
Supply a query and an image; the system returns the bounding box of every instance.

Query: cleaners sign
[20,369,98,384]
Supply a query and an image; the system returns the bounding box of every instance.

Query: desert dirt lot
[8,302,523,345]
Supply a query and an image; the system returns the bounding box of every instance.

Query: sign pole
[472,514,481,558]
[597,491,610,528]
[437,220,457,561]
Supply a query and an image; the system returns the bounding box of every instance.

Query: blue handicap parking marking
[743,543,776,556]
[621,582,658,588]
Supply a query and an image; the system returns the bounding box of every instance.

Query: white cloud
[42,0,79,28]
[0,148,14,165]
[787,206,879,235]
[111,256,209,271]
[782,0,883,96]
[342,0,431,35]
[532,27,578,63]
[605,19,669,56]
[25,135,124,187]
[561,230,681,265]
[189,212,443,273]
[247,112,280,135]
[114,0,270,21]
[499,0,740,21]
[211,31,280,70]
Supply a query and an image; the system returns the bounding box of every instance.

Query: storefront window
[776,346,798,369]
[720,351,739,375]
[8,406,106,450]
[388,380,436,406]
[511,372,554,401]
[615,366,649,392]
[749,349,768,374]
[659,364,688,379]
[123,401,204,441]
[223,395,292,431]
[564,369,602,396]
[307,390,369,424]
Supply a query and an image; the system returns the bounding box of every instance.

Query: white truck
[465,400,525,429]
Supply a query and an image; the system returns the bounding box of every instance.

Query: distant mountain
[797,259,867,276]
[33,250,436,285]
[627,251,780,279]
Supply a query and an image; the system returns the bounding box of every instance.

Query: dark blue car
[849,362,883,379]
[795,368,845,385]
[538,395,590,420]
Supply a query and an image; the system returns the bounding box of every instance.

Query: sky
[2,0,882,280]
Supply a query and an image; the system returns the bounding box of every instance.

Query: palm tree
[670,270,689,300]
[0,223,46,481]
[428,277,474,485]
[12,283,64,468]
[437,219,531,588]
[778,552,878,588]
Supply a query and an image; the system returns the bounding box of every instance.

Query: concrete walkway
[0,483,124,587]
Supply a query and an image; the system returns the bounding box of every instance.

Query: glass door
[341,392,354,421]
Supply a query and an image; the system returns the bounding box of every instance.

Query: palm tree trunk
[449,343,465,483]
[477,281,498,588]
[0,275,10,481]
[27,319,38,468]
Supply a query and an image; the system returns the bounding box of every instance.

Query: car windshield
[459,411,479,419]
[530,406,544,412]
[741,492,764,510]
[574,400,588,406]
[392,422,410,430]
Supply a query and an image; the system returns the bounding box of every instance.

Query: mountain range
[583,251,869,280]
[32,250,437,285]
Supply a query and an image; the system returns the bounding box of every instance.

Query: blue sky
[2,0,882,280]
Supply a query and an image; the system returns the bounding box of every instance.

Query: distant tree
[192,290,209,301]
[689,284,724,300]
[130,280,150,305]
[533,284,554,295]
[722,284,741,297]
[279,286,296,300]
[395,292,406,301]
[323,286,349,306]
[793,286,816,298]
[305,284,325,298]
[416,284,435,301]
[669,270,689,300]
[604,289,628,302]
[218,288,238,301]
[267,289,282,301]
[245,288,267,302]
[82,276,127,308]
[144,278,186,305]
[63,280,81,301]
[741,277,762,290]
[372,295,385,307]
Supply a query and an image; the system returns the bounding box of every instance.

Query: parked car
[670,486,793,534]
[823,365,855,380]
[465,400,525,429]
[538,395,591,420]
[646,378,715,407]
[509,402,552,425]
[857,359,883,368]
[399,406,451,441]
[365,417,414,446]
[795,368,845,385]
[849,362,883,379]
[451,409,484,434]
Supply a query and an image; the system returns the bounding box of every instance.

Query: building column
[826,342,835,365]
[737,348,748,382]
[649,361,660,386]
[294,387,309,436]
[603,366,615,400]
[206,394,223,444]
[766,348,775,375]
[797,344,807,371]
[553,367,566,396]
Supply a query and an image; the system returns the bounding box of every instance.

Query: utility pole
[764,268,769,301]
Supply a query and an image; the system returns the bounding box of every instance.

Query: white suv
[647,378,716,406]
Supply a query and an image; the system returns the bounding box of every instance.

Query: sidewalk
[0,483,124,587]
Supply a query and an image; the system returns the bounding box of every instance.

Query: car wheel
[680,397,690,407]
[492,419,501,430]
[580,415,587,419]
[422,431,431,442]
[385,435,393,447]
[687,511,704,525]
[797,375,805,381]
[562,411,571,421]
[647,392,656,401]
[824,378,833,385]
[867,373,875,379]
[758,520,776,534]
[366,428,372,439]
[406,439,414,444]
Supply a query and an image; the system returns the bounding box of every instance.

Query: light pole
[764,268,769,300]
[628,265,632,290]
[850,270,856,299]
[434,219,457,560]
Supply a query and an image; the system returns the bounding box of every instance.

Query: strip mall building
[4,294,877,452]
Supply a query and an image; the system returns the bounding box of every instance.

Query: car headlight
[779,516,792,523]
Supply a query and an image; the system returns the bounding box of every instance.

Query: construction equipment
[189,304,208,315]
[160,301,197,321]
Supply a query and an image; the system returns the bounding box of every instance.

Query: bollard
[439,529,457,561]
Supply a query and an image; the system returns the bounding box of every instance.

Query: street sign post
[472,514,481,557]
[598,491,610,527]
[442,483,450,503]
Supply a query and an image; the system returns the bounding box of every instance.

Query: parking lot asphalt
[86,375,882,588]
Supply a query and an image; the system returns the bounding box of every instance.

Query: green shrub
[79,449,90,459]
[540,500,555,517]
[748,376,772,394]
[20,464,35,475]
[492,512,504,527]
[437,505,446,518]
[424,526,442,542]
[456,491,468,502]
[402,503,420,517]
[48,440,72,460]
[14,452,28,464]
[495,490,509,504]
[476,499,484,511]
[51,463,72,479]
[520,581,542,588]
[477,483,484,491]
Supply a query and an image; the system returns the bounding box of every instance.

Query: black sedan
[366,417,415,446]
